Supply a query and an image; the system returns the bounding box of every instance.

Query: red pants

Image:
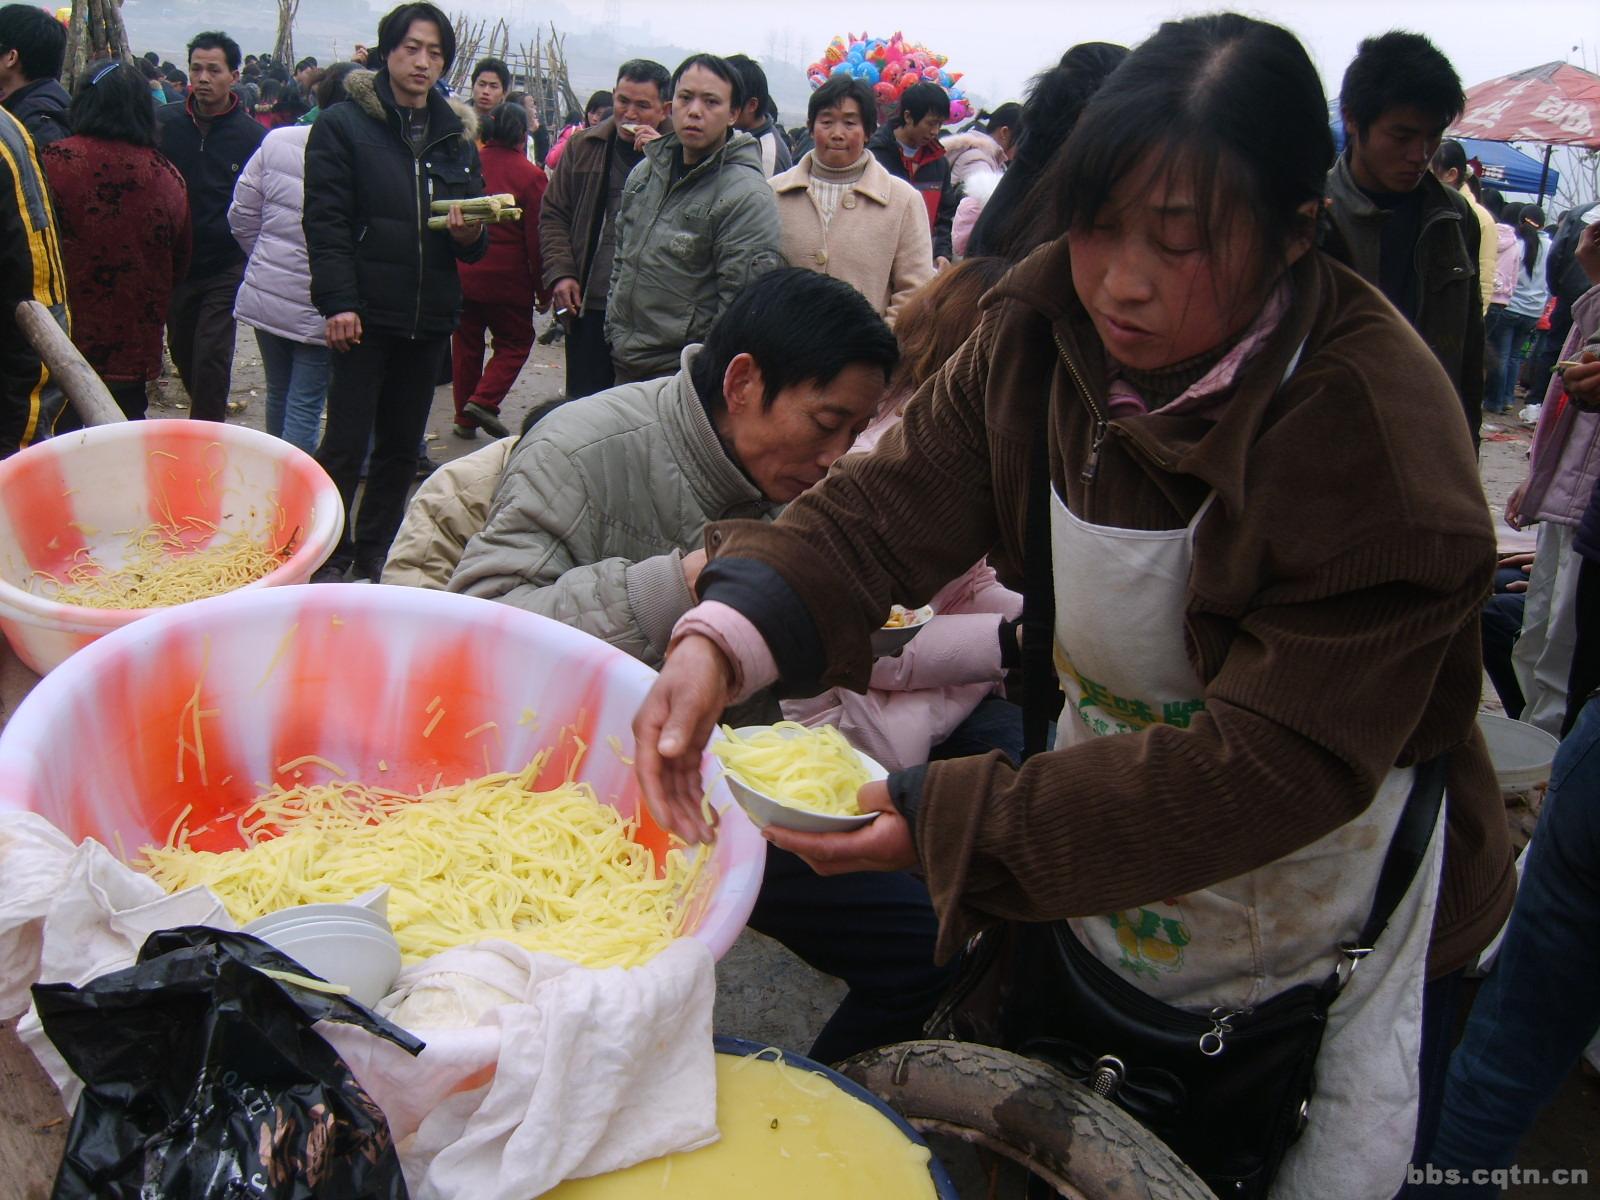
[452,299,534,427]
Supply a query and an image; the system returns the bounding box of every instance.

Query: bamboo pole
[14,302,127,428]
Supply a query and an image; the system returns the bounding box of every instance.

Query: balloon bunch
[807,32,969,122]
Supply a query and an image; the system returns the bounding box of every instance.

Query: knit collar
[810,151,871,184]
[1104,282,1292,420]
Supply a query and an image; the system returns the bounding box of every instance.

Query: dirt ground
[153,326,1594,1194]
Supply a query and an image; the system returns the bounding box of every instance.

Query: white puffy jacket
[229,124,325,345]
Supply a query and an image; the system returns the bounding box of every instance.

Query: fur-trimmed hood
[343,68,478,145]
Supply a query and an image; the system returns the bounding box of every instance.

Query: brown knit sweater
[705,238,1515,977]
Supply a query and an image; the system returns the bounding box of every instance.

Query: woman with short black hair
[41,60,190,422]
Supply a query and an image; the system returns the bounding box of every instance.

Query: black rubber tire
[837,1040,1216,1199]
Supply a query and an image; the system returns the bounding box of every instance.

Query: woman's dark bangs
[1054,99,1166,233]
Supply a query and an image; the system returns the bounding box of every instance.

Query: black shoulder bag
[929,394,1446,1198]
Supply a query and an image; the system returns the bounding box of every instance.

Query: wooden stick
[13,300,127,428]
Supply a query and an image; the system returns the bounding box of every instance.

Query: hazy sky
[606,0,1594,103]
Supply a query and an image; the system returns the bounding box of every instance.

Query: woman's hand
[1505,480,1529,530]
[761,781,919,875]
[1563,355,1600,412]
[1499,551,1535,593]
[633,635,733,843]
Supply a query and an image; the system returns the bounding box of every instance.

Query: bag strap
[1020,392,1057,760]
[1336,755,1447,986]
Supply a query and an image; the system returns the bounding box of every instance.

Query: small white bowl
[244,899,390,937]
[251,921,403,1006]
[719,725,888,833]
[870,606,935,657]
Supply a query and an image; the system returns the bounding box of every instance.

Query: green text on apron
[1048,451,1445,1200]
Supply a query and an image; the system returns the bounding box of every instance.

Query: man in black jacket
[0,104,67,456]
[304,2,486,583]
[1322,32,1483,449]
[0,5,69,148]
[867,82,960,264]
[156,31,263,422]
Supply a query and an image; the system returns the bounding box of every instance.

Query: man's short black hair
[143,49,159,66]
[807,73,877,136]
[898,81,951,127]
[295,56,318,72]
[724,53,771,117]
[0,4,67,82]
[615,57,670,102]
[471,56,509,91]
[671,52,744,112]
[376,3,456,74]
[187,31,242,73]
[1340,31,1464,139]
[690,269,898,413]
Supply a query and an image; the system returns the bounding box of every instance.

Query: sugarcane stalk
[427,208,523,230]
[430,193,516,214]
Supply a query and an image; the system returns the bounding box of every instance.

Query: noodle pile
[712,723,869,816]
[139,756,708,968]
[29,517,284,609]
[881,605,929,629]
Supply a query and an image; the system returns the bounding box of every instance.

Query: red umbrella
[1447,61,1600,202]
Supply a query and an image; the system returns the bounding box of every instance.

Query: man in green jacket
[605,53,782,383]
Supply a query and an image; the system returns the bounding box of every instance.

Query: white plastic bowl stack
[244,901,403,1006]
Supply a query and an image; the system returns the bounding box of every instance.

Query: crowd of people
[1,1,1599,1196]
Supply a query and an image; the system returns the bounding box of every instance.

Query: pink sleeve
[669,601,779,702]
[952,196,982,259]
[868,612,1005,692]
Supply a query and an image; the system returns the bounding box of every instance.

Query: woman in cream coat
[770,74,934,325]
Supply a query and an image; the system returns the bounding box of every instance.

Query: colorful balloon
[856,63,880,84]
[874,81,898,105]
[830,60,854,76]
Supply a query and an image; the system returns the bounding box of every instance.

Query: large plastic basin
[0,585,764,961]
[0,421,342,674]
[1477,712,1561,797]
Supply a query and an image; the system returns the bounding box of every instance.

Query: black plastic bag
[32,926,424,1199]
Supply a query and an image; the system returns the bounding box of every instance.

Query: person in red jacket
[452,100,549,438]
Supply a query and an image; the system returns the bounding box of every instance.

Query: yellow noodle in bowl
[711,722,869,817]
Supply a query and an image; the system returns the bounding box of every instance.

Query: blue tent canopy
[1328,110,1558,196]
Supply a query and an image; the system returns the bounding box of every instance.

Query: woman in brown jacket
[634,14,1513,1199]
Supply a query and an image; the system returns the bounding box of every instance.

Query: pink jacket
[1522,285,1600,525]
[1492,224,1523,306]
[779,409,1022,770]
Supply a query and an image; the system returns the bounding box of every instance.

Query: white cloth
[1047,464,1442,1196]
[1511,520,1581,734]
[0,813,237,1107]
[327,939,718,1200]
[0,815,719,1198]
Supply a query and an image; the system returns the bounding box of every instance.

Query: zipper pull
[1199,1007,1248,1057]
[1080,422,1107,483]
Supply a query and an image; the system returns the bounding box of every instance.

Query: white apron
[1049,472,1445,1199]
